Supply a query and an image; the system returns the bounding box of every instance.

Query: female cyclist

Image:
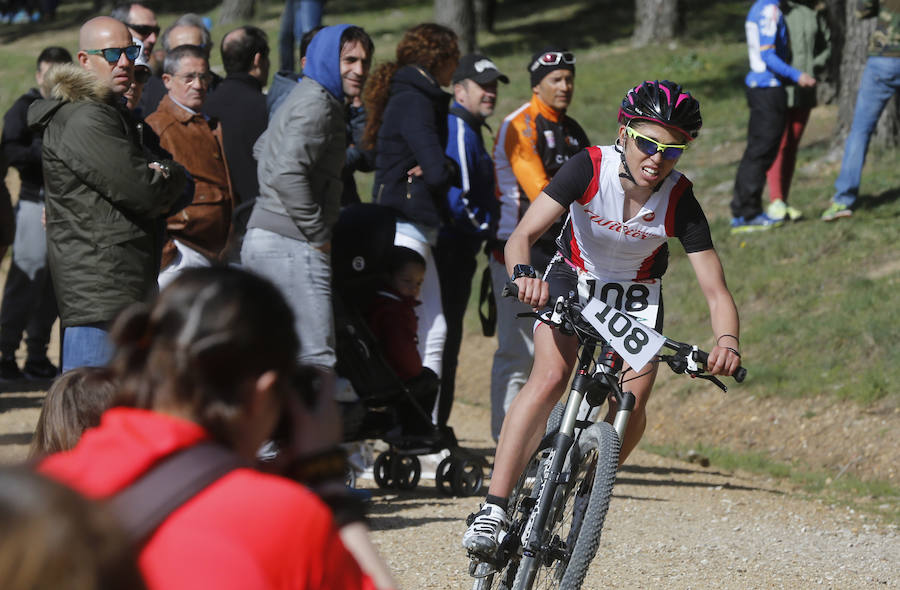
[463,80,743,556]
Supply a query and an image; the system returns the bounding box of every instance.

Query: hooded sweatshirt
[248,24,351,246]
[39,408,374,590]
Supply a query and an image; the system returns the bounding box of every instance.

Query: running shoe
[730,212,784,234]
[785,204,804,221]
[821,202,853,221]
[462,503,508,556]
[767,199,787,221]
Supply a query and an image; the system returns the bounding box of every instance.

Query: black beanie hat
[528,46,575,87]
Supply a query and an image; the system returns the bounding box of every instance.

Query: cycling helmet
[618,80,702,141]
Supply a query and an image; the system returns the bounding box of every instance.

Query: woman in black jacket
[363,23,460,395]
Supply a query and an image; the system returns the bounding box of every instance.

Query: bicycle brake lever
[693,373,728,393]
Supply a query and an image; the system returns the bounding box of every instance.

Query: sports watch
[511,264,537,280]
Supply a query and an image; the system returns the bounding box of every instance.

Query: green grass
[2,0,898,408]
[644,442,900,524]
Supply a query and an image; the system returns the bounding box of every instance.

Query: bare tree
[219,0,255,26]
[632,0,678,47]
[826,0,899,148]
[435,0,477,54]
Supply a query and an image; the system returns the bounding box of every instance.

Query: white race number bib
[578,277,665,371]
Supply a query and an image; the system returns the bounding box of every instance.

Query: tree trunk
[632,0,678,48]
[827,0,899,148]
[474,0,497,32]
[219,0,255,26]
[435,0,477,54]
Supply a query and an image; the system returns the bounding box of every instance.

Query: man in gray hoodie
[241,23,372,370]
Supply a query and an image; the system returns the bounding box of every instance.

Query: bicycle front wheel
[524,421,620,590]
[557,421,620,589]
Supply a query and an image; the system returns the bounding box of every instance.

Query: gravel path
[363,401,899,590]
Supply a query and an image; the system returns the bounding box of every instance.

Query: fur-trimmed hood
[27,63,119,132]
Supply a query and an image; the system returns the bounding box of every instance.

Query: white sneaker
[462,503,508,556]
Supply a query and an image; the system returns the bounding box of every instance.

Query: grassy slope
[1,0,897,408]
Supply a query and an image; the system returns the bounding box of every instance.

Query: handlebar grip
[690,350,747,383]
[502,281,519,298]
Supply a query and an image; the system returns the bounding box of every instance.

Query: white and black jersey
[544,145,714,282]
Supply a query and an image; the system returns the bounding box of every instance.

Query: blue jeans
[278,0,324,72]
[833,56,900,207]
[62,325,113,373]
[241,228,335,369]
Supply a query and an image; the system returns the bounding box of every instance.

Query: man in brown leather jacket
[146,43,234,288]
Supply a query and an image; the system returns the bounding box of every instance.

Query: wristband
[723,346,741,358]
[716,334,739,346]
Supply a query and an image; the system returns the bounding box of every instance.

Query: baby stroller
[331,203,487,496]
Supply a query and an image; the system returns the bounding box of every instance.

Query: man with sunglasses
[486,46,589,441]
[146,44,234,288]
[27,16,187,372]
[110,2,159,61]
[0,46,71,381]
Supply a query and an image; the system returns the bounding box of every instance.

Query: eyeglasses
[85,45,141,64]
[174,72,213,85]
[125,22,160,38]
[134,67,151,84]
[529,51,575,72]
[625,126,687,160]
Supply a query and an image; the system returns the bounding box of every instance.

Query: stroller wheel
[394,455,421,490]
[373,451,396,488]
[435,455,458,496]
[451,458,484,497]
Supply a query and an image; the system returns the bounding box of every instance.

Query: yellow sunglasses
[625,126,687,160]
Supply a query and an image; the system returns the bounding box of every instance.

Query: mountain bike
[467,287,746,590]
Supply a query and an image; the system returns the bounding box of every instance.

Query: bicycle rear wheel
[519,421,620,590]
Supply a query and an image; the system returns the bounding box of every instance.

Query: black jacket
[204,72,268,204]
[1,88,44,202]
[373,65,460,230]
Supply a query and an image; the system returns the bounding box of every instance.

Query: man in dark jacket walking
[241,24,372,370]
[27,17,187,372]
[0,46,71,381]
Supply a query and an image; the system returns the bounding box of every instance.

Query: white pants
[489,257,535,440]
[158,240,213,290]
[394,230,446,380]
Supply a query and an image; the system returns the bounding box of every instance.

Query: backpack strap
[108,441,246,546]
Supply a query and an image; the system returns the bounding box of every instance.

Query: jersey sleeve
[542,149,595,208]
[755,3,803,82]
[507,119,551,201]
[672,185,714,253]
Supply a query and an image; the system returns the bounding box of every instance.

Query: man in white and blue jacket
[435,53,507,428]
[731,0,816,232]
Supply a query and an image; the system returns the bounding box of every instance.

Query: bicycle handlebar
[504,281,747,384]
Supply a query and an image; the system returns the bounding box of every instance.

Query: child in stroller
[332,203,486,495]
[365,245,442,437]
